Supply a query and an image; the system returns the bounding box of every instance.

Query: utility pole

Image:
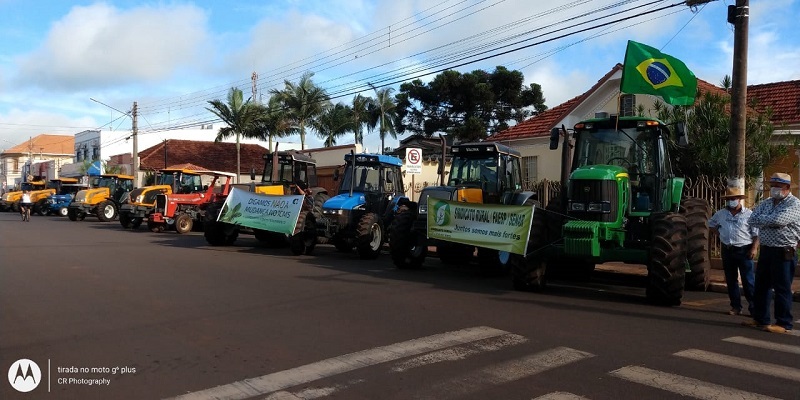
[727,0,748,191]
[132,101,139,187]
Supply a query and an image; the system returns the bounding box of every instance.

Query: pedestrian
[708,187,758,316]
[744,172,800,333]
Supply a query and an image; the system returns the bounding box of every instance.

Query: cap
[770,172,792,185]
[721,187,746,199]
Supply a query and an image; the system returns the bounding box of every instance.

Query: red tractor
[148,170,235,234]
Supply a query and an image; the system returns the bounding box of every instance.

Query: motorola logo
[8,359,41,392]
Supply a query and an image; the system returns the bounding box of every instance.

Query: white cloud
[12,3,210,91]
[0,108,97,147]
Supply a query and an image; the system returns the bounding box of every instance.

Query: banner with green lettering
[217,187,304,234]
[426,198,534,255]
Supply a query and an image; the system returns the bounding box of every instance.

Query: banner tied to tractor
[426,198,534,255]
[217,187,304,235]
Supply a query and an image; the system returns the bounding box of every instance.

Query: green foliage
[314,103,353,147]
[368,86,398,154]
[270,71,331,150]
[396,66,546,141]
[207,87,267,180]
[653,89,791,180]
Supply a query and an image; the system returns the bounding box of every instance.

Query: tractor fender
[508,191,538,206]
[309,187,328,198]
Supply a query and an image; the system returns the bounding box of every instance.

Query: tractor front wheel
[356,213,383,259]
[35,199,48,216]
[389,206,426,269]
[175,213,193,234]
[646,212,687,306]
[119,212,132,228]
[58,207,68,217]
[97,201,117,222]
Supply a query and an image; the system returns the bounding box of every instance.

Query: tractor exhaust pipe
[349,149,356,197]
[440,134,447,186]
[271,142,280,183]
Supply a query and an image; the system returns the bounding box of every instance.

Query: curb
[709,283,800,303]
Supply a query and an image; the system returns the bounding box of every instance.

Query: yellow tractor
[68,174,135,221]
[119,168,205,231]
[31,178,79,215]
[0,180,47,213]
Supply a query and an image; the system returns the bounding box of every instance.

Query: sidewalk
[596,263,800,303]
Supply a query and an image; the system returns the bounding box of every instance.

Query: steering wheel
[606,157,633,168]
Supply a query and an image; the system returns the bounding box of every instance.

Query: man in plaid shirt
[744,173,800,333]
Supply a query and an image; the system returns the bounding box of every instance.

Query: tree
[653,88,791,181]
[396,66,546,141]
[313,103,353,147]
[350,94,372,145]
[368,85,397,154]
[248,96,294,152]
[206,87,264,182]
[270,72,331,150]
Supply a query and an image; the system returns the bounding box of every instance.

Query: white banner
[217,188,304,235]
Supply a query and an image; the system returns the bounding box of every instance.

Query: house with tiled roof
[0,134,75,193]
[486,64,730,184]
[748,80,800,191]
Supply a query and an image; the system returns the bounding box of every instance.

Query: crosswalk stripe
[610,365,780,400]
[417,347,594,400]
[532,392,590,400]
[722,336,800,354]
[391,333,527,372]
[675,349,800,382]
[167,326,510,400]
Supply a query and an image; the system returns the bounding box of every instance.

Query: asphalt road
[1,213,798,400]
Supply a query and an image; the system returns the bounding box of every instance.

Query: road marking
[723,336,800,354]
[391,333,527,372]
[167,326,510,400]
[532,392,590,400]
[610,365,780,400]
[675,349,800,382]
[681,298,730,307]
[417,347,594,400]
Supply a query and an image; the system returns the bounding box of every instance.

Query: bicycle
[20,203,31,222]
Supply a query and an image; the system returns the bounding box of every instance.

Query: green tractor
[511,116,710,306]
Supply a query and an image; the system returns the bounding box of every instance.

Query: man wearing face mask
[744,172,800,333]
[708,187,758,316]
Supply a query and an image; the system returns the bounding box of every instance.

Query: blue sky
[0,0,798,153]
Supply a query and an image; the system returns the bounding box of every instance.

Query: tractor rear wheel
[119,212,132,228]
[389,206,426,269]
[356,213,383,259]
[58,207,68,217]
[646,212,687,306]
[97,201,117,222]
[681,197,711,291]
[511,203,547,291]
[290,212,317,255]
[175,213,193,234]
[35,199,48,216]
[312,193,330,220]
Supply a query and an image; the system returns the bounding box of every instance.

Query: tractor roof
[50,177,79,183]
[344,153,403,166]
[451,142,521,158]
[101,174,135,180]
[577,115,668,127]
[263,150,317,164]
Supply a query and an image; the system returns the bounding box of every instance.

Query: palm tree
[270,72,331,150]
[313,103,353,147]
[206,87,263,182]
[350,94,372,145]
[248,96,294,152]
[368,86,398,154]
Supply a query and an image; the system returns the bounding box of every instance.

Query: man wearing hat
[745,172,800,333]
[708,186,758,316]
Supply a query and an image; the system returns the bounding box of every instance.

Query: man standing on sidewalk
[708,187,758,316]
[745,173,800,334]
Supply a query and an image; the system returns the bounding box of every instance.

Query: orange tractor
[148,170,235,234]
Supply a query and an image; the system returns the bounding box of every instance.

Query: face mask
[726,200,740,208]
[770,187,786,200]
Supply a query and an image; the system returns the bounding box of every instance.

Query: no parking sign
[405,148,422,174]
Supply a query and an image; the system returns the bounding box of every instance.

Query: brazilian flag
[620,40,697,106]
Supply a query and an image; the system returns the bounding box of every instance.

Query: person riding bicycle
[20,190,32,220]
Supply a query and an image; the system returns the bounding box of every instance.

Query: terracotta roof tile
[746,80,800,124]
[137,140,268,173]
[1,134,74,155]
[165,163,211,172]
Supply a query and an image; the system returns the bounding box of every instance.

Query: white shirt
[708,205,757,247]
[21,193,31,203]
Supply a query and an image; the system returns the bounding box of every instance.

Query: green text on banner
[217,187,304,235]
[426,198,534,255]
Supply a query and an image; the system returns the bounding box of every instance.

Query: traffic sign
[405,148,422,174]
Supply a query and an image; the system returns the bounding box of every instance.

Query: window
[13,158,19,173]
[92,147,100,161]
[521,156,537,185]
[620,94,636,117]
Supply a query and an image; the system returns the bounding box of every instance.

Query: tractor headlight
[419,203,428,214]
[135,194,144,203]
[587,202,611,213]
[569,202,585,211]
[323,209,343,215]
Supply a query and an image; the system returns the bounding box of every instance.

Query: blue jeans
[753,246,796,330]
[721,245,755,314]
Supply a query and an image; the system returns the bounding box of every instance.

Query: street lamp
[89,98,139,187]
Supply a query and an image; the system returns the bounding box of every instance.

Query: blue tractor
[317,152,407,259]
[47,181,89,216]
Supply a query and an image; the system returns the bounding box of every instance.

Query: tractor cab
[333,152,405,216]
[448,142,524,205]
[255,151,319,195]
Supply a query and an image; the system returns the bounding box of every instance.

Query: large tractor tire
[119,212,133,228]
[511,202,547,291]
[356,212,383,260]
[312,193,330,220]
[97,201,117,222]
[175,213,193,234]
[681,197,711,291]
[290,212,317,255]
[58,207,68,217]
[389,206,426,269]
[131,217,143,229]
[254,229,287,248]
[34,199,48,216]
[646,212,687,306]
[67,208,78,221]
